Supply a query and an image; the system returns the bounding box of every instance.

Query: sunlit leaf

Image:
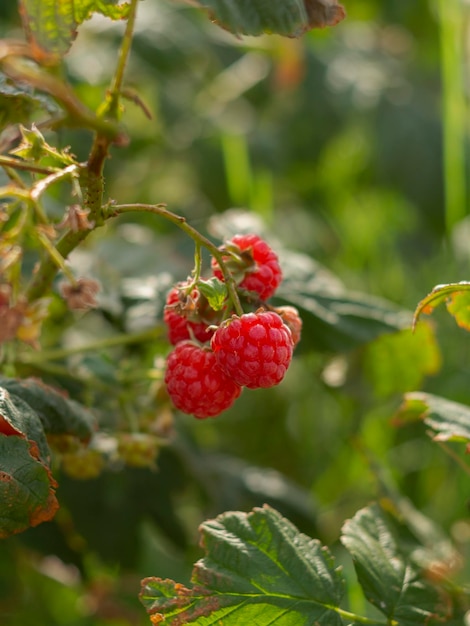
[189,0,346,38]
[341,504,451,625]
[0,388,58,538]
[364,322,441,397]
[140,505,345,625]
[19,0,131,61]
[394,392,470,444]
[446,290,470,330]
[413,281,470,330]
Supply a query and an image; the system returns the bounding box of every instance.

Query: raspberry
[164,341,241,418]
[211,311,293,389]
[117,433,160,468]
[212,234,282,301]
[60,448,104,479]
[274,305,302,347]
[164,286,214,345]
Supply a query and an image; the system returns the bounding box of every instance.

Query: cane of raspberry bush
[165,341,241,418]
[164,286,214,345]
[211,311,294,389]
[211,234,282,301]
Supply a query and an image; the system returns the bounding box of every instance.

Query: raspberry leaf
[394,392,470,445]
[19,0,131,61]
[364,322,441,397]
[413,281,470,331]
[341,504,453,625]
[0,376,96,442]
[0,388,58,538]
[277,252,411,352]
[189,0,346,38]
[140,505,346,625]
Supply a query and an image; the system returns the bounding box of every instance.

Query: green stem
[439,0,467,234]
[334,606,392,625]
[25,227,90,301]
[0,155,57,175]
[30,164,80,203]
[86,0,139,225]
[105,0,140,119]
[36,230,77,285]
[19,326,164,363]
[109,203,244,316]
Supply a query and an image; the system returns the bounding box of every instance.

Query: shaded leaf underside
[189,0,345,37]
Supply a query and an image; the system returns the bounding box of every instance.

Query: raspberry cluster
[163,234,302,419]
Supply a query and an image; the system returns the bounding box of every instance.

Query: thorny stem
[85,0,138,225]
[109,203,245,316]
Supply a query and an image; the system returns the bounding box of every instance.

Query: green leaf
[277,251,411,352]
[0,72,58,132]
[394,392,470,444]
[19,0,131,60]
[0,388,58,538]
[190,0,346,38]
[413,281,470,331]
[0,376,96,443]
[140,505,346,625]
[364,322,441,397]
[11,125,78,166]
[341,504,450,625]
[197,277,228,311]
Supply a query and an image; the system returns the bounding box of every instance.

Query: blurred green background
[1,0,469,624]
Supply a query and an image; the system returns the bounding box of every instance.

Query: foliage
[0,0,469,625]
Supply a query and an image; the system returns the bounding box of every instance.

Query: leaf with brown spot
[305,0,346,29]
[412,281,470,330]
[0,388,58,538]
[187,0,346,38]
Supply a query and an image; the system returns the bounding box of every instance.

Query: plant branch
[105,0,140,120]
[0,155,57,175]
[20,327,165,363]
[108,203,244,316]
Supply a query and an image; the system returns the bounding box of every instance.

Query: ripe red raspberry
[164,286,214,345]
[212,234,282,301]
[211,311,293,389]
[165,342,241,418]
